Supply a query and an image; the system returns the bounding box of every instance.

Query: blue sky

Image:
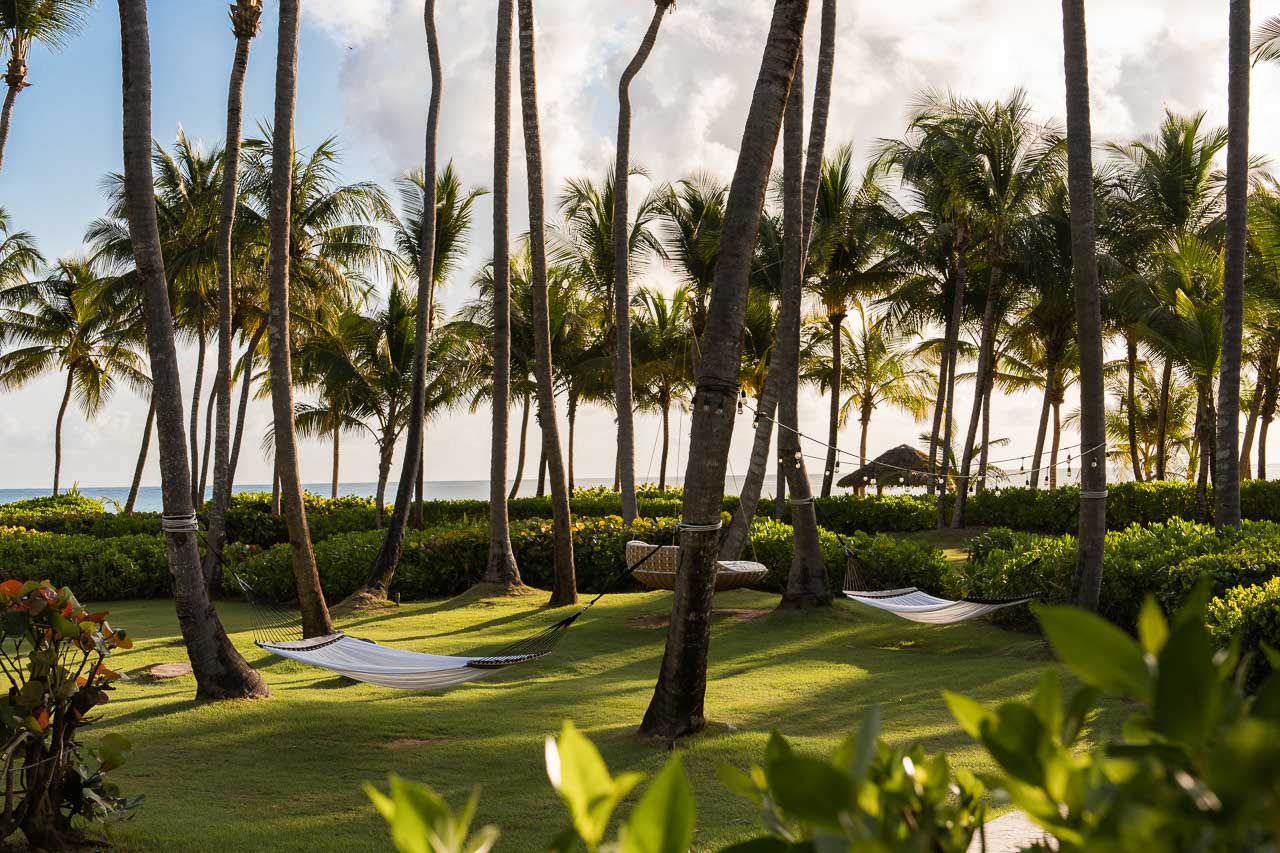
[1,0,1277,490]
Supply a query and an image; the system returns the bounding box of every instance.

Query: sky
[1,0,1278,491]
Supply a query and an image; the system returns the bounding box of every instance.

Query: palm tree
[0,257,148,494]
[806,146,903,495]
[0,0,92,176]
[1103,363,1195,478]
[803,307,934,488]
[515,0,576,605]
[1106,111,1227,479]
[0,208,42,304]
[632,286,692,490]
[294,304,370,499]
[1216,0,1251,530]
[947,92,1066,528]
[263,0,332,639]
[363,0,447,601]
[640,0,808,740]
[484,0,520,590]
[611,0,676,524]
[115,0,267,702]
[206,0,264,592]
[660,173,727,352]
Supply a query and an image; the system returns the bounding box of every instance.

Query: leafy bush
[947,591,1280,850]
[1208,577,1280,689]
[0,528,172,601]
[370,716,985,853]
[0,581,141,847]
[232,516,946,604]
[0,492,161,538]
[958,520,1280,632]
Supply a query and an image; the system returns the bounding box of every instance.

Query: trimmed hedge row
[958,519,1280,681]
[0,527,172,600]
[231,515,951,605]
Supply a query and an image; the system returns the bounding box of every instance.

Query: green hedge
[231,516,947,605]
[1208,577,1280,689]
[959,520,1280,634]
[0,527,172,600]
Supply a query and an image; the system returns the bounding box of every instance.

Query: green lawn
[898,527,990,565]
[91,588,1122,851]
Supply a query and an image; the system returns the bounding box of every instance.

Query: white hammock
[842,587,1036,625]
[258,634,545,690]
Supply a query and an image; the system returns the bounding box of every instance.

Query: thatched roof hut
[837,444,931,492]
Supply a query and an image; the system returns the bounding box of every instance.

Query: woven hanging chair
[624,541,769,592]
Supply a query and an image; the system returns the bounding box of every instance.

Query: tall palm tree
[484,0,520,590]
[611,0,676,524]
[0,0,92,176]
[640,0,807,740]
[0,207,41,302]
[294,304,369,499]
[115,0,267,701]
[947,92,1066,528]
[363,0,445,602]
[660,173,727,352]
[632,286,692,490]
[1216,0,1251,530]
[264,0,332,639]
[0,257,148,494]
[206,0,263,593]
[515,0,575,605]
[1106,111,1227,479]
[1102,363,1195,479]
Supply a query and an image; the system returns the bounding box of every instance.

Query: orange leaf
[0,580,22,599]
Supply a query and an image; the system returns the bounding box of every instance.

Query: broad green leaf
[1035,604,1151,702]
[619,755,694,853]
[767,752,854,828]
[1137,597,1168,657]
[944,691,996,739]
[717,762,762,803]
[1153,616,1219,746]
[1061,686,1100,745]
[545,722,640,848]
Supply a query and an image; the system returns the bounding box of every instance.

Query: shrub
[1208,577,1280,689]
[0,528,172,601]
[371,715,985,853]
[0,581,141,847]
[232,516,946,604]
[0,493,161,539]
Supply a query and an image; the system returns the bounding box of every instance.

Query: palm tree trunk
[205,0,261,597]
[1063,0,1108,612]
[936,223,969,528]
[484,0,521,589]
[227,322,266,488]
[612,1,672,526]
[198,381,216,504]
[1126,336,1142,482]
[1030,363,1054,489]
[124,394,156,514]
[413,446,425,528]
[640,0,807,740]
[1155,358,1173,479]
[775,52,828,611]
[567,388,578,492]
[857,410,870,495]
[330,427,340,499]
[1050,400,1061,488]
[977,377,992,491]
[721,368,781,558]
[536,447,547,497]
[1215,0,1250,529]
[926,278,954,496]
[189,325,207,507]
[1241,354,1266,480]
[508,390,530,501]
[1261,352,1280,480]
[951,265,1002,527]
[775,444,787,519]
[1195,386,1214,521]
[52,370,74,496]
[264,0,332,638]
[375,426,394,527]
[271,456,280,517]
[362,0,443,600]
[659,393,671,491]
[517,0,576,605]
[821,315,842,496]
[0,55,26,178]
[116,0,267,699]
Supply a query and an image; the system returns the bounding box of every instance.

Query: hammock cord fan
[839,537,1038,625]
[227,523,717,690]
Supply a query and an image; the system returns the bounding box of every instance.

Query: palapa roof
[837,444,931,489]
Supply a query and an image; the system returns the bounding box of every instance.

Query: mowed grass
[90,588,1124,851]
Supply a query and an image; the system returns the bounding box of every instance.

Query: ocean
[0,475,789,513]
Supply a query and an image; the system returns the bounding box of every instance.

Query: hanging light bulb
[737,390,746,415]
[794,450,803,463]
[1019,458,1025,474]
